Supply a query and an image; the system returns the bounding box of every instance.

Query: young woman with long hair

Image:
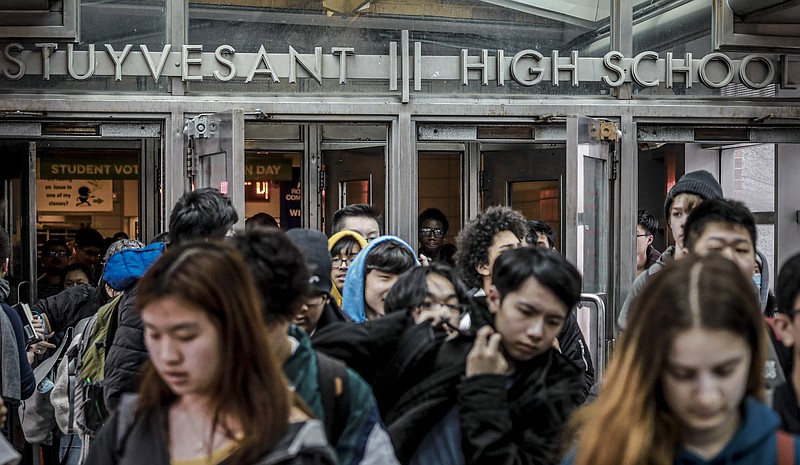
[85,241,335,465]
[565,254,800,465]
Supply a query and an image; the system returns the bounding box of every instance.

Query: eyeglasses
[332,256,357,267]
[636,234,651,238]
[420,227,445,238]
[304,294,328,308]
[43,250,68,257]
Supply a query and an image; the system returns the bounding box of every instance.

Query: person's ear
[646,235,653,247]
[1,258,7,276]
[487,285,501,315]
[476,261,491,278]
[774,314,796,348]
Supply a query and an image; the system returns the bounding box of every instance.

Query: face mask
[753,273,762,291]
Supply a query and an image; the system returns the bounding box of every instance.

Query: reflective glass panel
[510,180,560,250]
[581,155,607,294]
[244,152,302,230]
[187,0,613,96]
[631,0,781,98]
[0,0,168,93]
[726,144,775,213]
[419,151,461,248]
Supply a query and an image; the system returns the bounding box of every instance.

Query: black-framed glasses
[420,227,445,238]
[332,256,357,267]
[43,250,68,257]
[636,234,651,238]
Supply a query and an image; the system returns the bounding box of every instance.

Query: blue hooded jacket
[674,397,800,465]
[562,397,800,465]
[341,236,418,323]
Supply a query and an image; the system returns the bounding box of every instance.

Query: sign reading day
[41,157,138,180]
[245,157,292,181]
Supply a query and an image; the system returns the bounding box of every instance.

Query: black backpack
[315,351,350,445]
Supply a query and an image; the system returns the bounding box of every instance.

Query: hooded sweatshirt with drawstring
[341,236,418,324]
[328,231,368,308]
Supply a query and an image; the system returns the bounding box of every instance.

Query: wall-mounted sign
[244,181,273,201]
[245,157,292,181]
[36,179,113,212]
[1,30,795,99]
[40,157,139,180]
[280,168,301,230]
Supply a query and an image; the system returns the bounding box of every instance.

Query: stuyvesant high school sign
[2,30,795,98]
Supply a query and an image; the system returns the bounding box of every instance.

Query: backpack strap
[66,345,78,435]
[315,351,350,445]
[777,430,796,465]
[65,316,94,434]
[105,294,123,354]
[32,326,73,386]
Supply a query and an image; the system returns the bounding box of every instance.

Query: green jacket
[284,325,400,465]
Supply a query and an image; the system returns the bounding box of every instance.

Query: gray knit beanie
[286,229,332,295]
[663,170,723,219]
[104,238,145,262]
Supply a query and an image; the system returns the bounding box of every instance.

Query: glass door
[480,142,566,248]
[321,124,387,235]
[418,150,462,254]
[567,115,613,378]
[322,146,385,235]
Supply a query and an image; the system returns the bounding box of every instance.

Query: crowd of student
[1,169,800,465]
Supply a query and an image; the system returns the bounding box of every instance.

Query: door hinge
[609,143,619,181]
[318,167,326,194]
[479,171,491,192]
[185,140,196,179]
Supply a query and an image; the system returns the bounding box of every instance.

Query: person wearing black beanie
[618,170,723,329]
[663,169,724,221]
[286,229,352,335]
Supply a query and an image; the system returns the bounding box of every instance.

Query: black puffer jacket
[312,310,414,385]
[386,335,585,465]
[102,243,165,412]
[471,296,594,397]
[102,288,146,413]
[33,284,108,333]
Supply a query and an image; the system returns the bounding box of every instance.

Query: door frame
[0,119,164,302]
[242,119,392,233]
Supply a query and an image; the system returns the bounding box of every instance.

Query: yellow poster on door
[36,179,114,212]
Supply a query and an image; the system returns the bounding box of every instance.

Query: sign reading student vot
[40,157,139,180]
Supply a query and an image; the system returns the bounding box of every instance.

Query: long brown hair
[568,254,766,465]
[136,241,290,465]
